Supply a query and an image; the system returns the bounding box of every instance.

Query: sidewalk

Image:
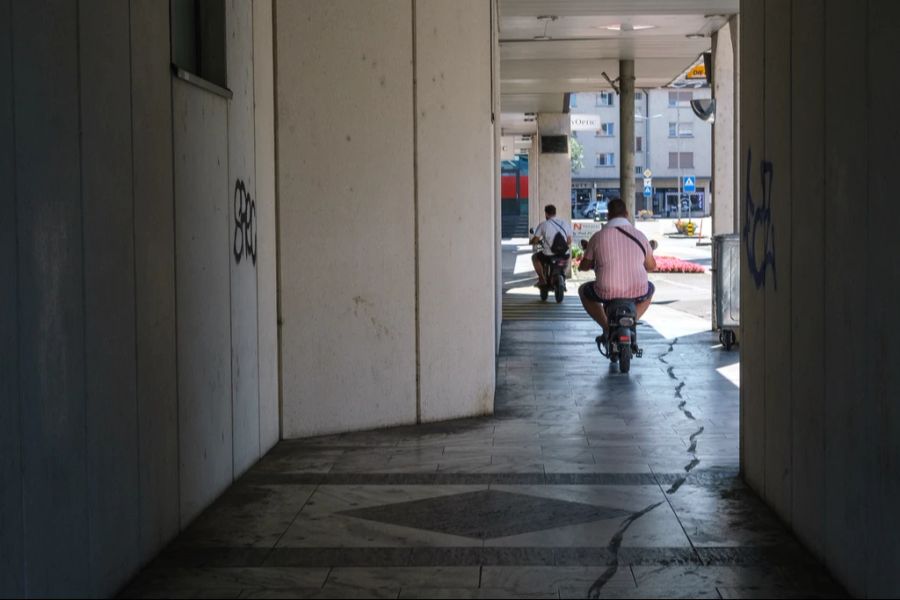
[120,243,844,599]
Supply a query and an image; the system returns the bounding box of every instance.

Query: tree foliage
[569,136,584,172]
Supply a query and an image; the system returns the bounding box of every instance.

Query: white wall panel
[131,0,180,560]
[173,79,234,524]
[78,0,140,593]
[415,0,496,422]
[227,0,261,477]
[253,0,280,453]
[276,0,417,437]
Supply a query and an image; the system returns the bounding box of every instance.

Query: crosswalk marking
[502,293,589,321]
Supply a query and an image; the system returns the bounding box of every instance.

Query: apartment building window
[667,90,693,107]
[596,91,615,107]
[595,122,615,137]
[668,122,694,138]
[635,136,643,152]
[170,0,227,88]
[596,152,615,167]
[635,166,644,175]
[569,94,578,108]
[668,152,694,169]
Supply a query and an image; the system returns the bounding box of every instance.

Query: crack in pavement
[665,364,703,493]
[586,501,664,598]
[687,426,705,453]
[657,338,678,365]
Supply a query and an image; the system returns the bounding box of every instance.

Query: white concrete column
[619,60,636,219]
[528,134,541,231]
[536,113,571,223]
[276,0,496,436]
[712,19,737,236]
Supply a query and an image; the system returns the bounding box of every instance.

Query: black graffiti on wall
[743,148,777,290]
[233,179,257,266]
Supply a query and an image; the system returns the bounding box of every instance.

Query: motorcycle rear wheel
[554,275,565,303]
[619,347,632,373]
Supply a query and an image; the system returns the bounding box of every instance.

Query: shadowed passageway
[121,248,845,598]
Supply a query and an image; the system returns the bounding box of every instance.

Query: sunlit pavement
[120,238,845,599]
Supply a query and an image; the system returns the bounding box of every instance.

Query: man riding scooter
[578,198,656,361]
[530,204,573,287]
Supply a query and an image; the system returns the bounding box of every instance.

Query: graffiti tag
[233,179,257,266]
[743,148,776,290]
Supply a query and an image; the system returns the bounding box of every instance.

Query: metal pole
[619,60,636,221]
[677,101,682,221]
[643,88,650,213]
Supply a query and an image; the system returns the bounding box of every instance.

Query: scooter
[530,228,570,303]
[599,299,643,374]
[580,238,657,374]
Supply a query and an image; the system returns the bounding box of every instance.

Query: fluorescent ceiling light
[605,24,655,32]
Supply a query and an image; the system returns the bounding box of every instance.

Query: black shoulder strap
[614,227,646,257]
[548,218,566,237]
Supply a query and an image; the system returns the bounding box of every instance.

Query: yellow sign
[686,64,707,80]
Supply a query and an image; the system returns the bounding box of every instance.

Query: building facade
[570,87,713,218]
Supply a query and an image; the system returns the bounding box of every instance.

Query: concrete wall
[275,0,497,437]
[275,0,418,437]
[0,1,279,595]
[712,19,737,235]
[739,1,900,596]
[415,0,496,422]
[254,0,281,450]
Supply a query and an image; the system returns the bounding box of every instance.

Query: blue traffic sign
[683,176,696,192]
[643,185,652,197]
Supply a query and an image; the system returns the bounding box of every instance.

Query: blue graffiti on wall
[743,148,776,290]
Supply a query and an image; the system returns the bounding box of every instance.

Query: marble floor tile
[326,567,479,590]
[481,565,635,595]
[173,484,317,548]
[122,568,330,595]
[398,588,556,599]
[123,314,846,599]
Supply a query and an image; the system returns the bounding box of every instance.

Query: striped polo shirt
[584,217,652,300]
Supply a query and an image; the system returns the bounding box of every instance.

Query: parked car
[581,198,608,220]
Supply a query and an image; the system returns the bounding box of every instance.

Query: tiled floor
[122,249,846,598]
[121,315,846,598]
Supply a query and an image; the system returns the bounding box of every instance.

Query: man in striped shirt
[578,198,656,342]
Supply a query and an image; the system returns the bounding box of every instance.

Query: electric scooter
[530,228,570,303]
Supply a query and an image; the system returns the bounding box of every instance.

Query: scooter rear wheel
[619,347,632,373]
[554,275,565,303]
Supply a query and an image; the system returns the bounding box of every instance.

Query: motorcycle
[598,299,643,374]
[530,228,570,303]
[580,239,657,374]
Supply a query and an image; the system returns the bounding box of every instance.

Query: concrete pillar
[712,19,736,236]
[276,0,496,436]
[536,113,571,224]
[528,134,541,231]
[619,60,635,220]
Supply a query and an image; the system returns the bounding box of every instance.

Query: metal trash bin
[712,233,740,349]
